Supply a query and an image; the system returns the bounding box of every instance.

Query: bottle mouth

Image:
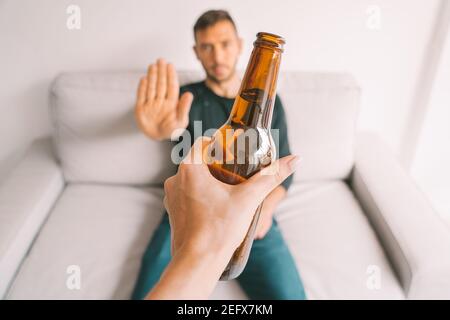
[254,32,285,51]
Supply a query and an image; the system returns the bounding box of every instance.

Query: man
[133,9,306,300]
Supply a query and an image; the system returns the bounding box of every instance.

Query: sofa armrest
[0,137,65,298]
[351,132,450,299]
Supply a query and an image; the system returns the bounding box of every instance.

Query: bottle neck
[229,45,282,129]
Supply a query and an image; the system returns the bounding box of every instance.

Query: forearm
[146,246,231,300]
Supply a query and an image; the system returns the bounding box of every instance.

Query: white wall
[0,0,441,180]
[411,25,450,221]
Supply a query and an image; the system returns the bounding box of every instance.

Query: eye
[201,44,213,52]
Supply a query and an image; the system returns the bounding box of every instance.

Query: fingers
[177,91,194,126]
[146,64,157,101]
[136,77,147,107]
[167,63,179,102]
[156,58,167,103]
[236,155,300,204]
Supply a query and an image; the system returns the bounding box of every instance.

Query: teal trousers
[132,214,306,300]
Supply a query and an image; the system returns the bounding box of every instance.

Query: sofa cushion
[277,73,359,182]
[6,184,165,299]
[50,72,174,187]
[50,71,359,185]
[275,181,404,299]
[7,180,403,299]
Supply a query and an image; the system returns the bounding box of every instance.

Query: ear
[192,45,200,61]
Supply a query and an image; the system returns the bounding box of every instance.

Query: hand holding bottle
[164,137,298,257]
[148,136,299,299]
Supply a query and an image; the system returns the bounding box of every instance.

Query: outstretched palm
[135,58,193,141]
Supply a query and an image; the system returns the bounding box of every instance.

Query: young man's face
[193,20,243,83]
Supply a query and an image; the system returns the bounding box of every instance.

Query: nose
[213,46,225,64]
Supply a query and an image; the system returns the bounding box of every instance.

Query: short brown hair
[193,10,237,40]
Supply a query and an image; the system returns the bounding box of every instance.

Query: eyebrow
[199,40,231,46]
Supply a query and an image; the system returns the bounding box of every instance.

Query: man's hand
[135,58,194,141]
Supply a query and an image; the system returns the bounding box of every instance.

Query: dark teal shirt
[179,81,293,191]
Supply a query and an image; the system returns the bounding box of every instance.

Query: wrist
[147,244,231,299]
[181,240,233,268]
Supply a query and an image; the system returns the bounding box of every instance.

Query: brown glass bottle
[206,32,285,280]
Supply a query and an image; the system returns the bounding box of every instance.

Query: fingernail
[288,155,302,170]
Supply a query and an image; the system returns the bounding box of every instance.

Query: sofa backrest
[49,71,359,186]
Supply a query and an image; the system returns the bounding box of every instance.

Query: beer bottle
[206,32,285,280]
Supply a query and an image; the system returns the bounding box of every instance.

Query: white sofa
[1,71,450,300]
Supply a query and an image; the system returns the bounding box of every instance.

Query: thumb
[177,91,193,125]
[235,155,300,204]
